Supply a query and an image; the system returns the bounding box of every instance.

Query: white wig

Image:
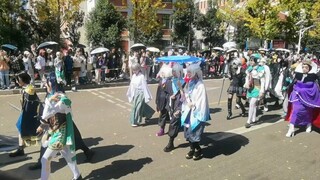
[159,63,172,78]
[131,62,141,72]
[172,63,184,78]
[187,63,202,80]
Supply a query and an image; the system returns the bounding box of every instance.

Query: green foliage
[86,0,126,48]
[172,0,198,49]
[0,0,31,50]
[194,8,225,48]
[129,0,164,45]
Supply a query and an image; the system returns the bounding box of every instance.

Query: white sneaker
[235,104,240,109]
[263,106,268,112]
[306,124,312,133]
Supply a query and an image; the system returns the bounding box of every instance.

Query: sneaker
[245,123,251,128]
[131,124,138,127]
[185,150,194,159]
[72,175,82,180]
[263,106,268,112]
[235,104,240,109]
[193,150,203,160]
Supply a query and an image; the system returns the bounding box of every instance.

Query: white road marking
[98,95,105,99]
[90,92,98,96]
[206,87,220,91]
[116,104,127,109]
[107,99,115,103]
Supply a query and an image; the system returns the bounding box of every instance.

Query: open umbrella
[77,44,86,48]
[130,43,146,51]
[258,48,269,52]
[275,48,290,53]
[213,47,224,51]
[223,42,237,50]
[226,48,238,54]
[146,47,160,52]
[165,45,186,50]
[1,44,18,52]
[37,41,58,50]
[156,55,203,63]
[90,47,109,55]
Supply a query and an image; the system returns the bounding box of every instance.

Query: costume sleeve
[192,83,209,122]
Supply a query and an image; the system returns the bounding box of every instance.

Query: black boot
[163,137,174,152]
[237,97,247,117]
[227,98,232,120]
[193,142,203,160]
[185,141,195,159]
[9,146,25,157]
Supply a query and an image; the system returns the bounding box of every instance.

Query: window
[162,14,170,29]
[162,0,172,2]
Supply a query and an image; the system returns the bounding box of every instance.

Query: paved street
[1,79,320,180]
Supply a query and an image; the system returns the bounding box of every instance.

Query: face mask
[184,76,192,83]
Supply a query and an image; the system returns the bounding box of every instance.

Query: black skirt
[227,85,246,97]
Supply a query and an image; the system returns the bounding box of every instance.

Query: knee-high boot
[227,98,232,119]
[236,97,247,116]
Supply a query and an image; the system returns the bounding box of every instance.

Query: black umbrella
[77,44,86,48]
[1,44,18,52]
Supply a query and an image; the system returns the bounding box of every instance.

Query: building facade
[81,0,176,52]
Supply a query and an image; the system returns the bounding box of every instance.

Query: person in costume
[126,63,154,127]
[181,63,210,160]
[28,73,94,170]
[163,63,185,152]
[258,58,271,112]
[226,58,247,119]
[285,60,320,137]
[9,72,41,157]
[243,56,266,128]
[37,73,82,180]
[155,65,172,136]
[54,52,66,86]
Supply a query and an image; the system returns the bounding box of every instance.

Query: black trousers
[167,115,181,139]
[65,72,72,85]
[158,109,170,129]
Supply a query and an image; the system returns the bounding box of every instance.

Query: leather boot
[163,137,174,152]
[9,146,25,157]
[227,98,232,120]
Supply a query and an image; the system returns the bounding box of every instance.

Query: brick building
[81,0,176,52]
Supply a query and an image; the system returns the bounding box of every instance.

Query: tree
[129,0,164,45]
[26,0,84,45]
[0,0,31,50]
[172,0,199,50]
[85,0,126,48]
[194,8,225,48]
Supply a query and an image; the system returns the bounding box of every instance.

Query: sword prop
[218,77,225,105]
[7,102,21,112]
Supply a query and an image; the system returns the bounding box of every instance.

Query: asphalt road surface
[0,79,319,180]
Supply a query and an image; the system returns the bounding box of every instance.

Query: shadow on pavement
[210,108,222,114]
[83,137,104,147]
[257,114,282,124]
[83,157,153,180]
[143,117,158,126]
[201,132,249,159]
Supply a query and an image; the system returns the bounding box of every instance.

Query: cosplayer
[258,58,271,112]
[285,60,320,137]
[163,63,185,152]
[9,72,41,157]
[126,63,154,127]
[181,63,210,160]
[37,73,82,180]
[54,52,66,86]
[243,56,266,128]
[226,58,247,119]
[29,73,94,170]
[155,64,172,136]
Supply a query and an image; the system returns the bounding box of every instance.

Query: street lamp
[297,24,315,54]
